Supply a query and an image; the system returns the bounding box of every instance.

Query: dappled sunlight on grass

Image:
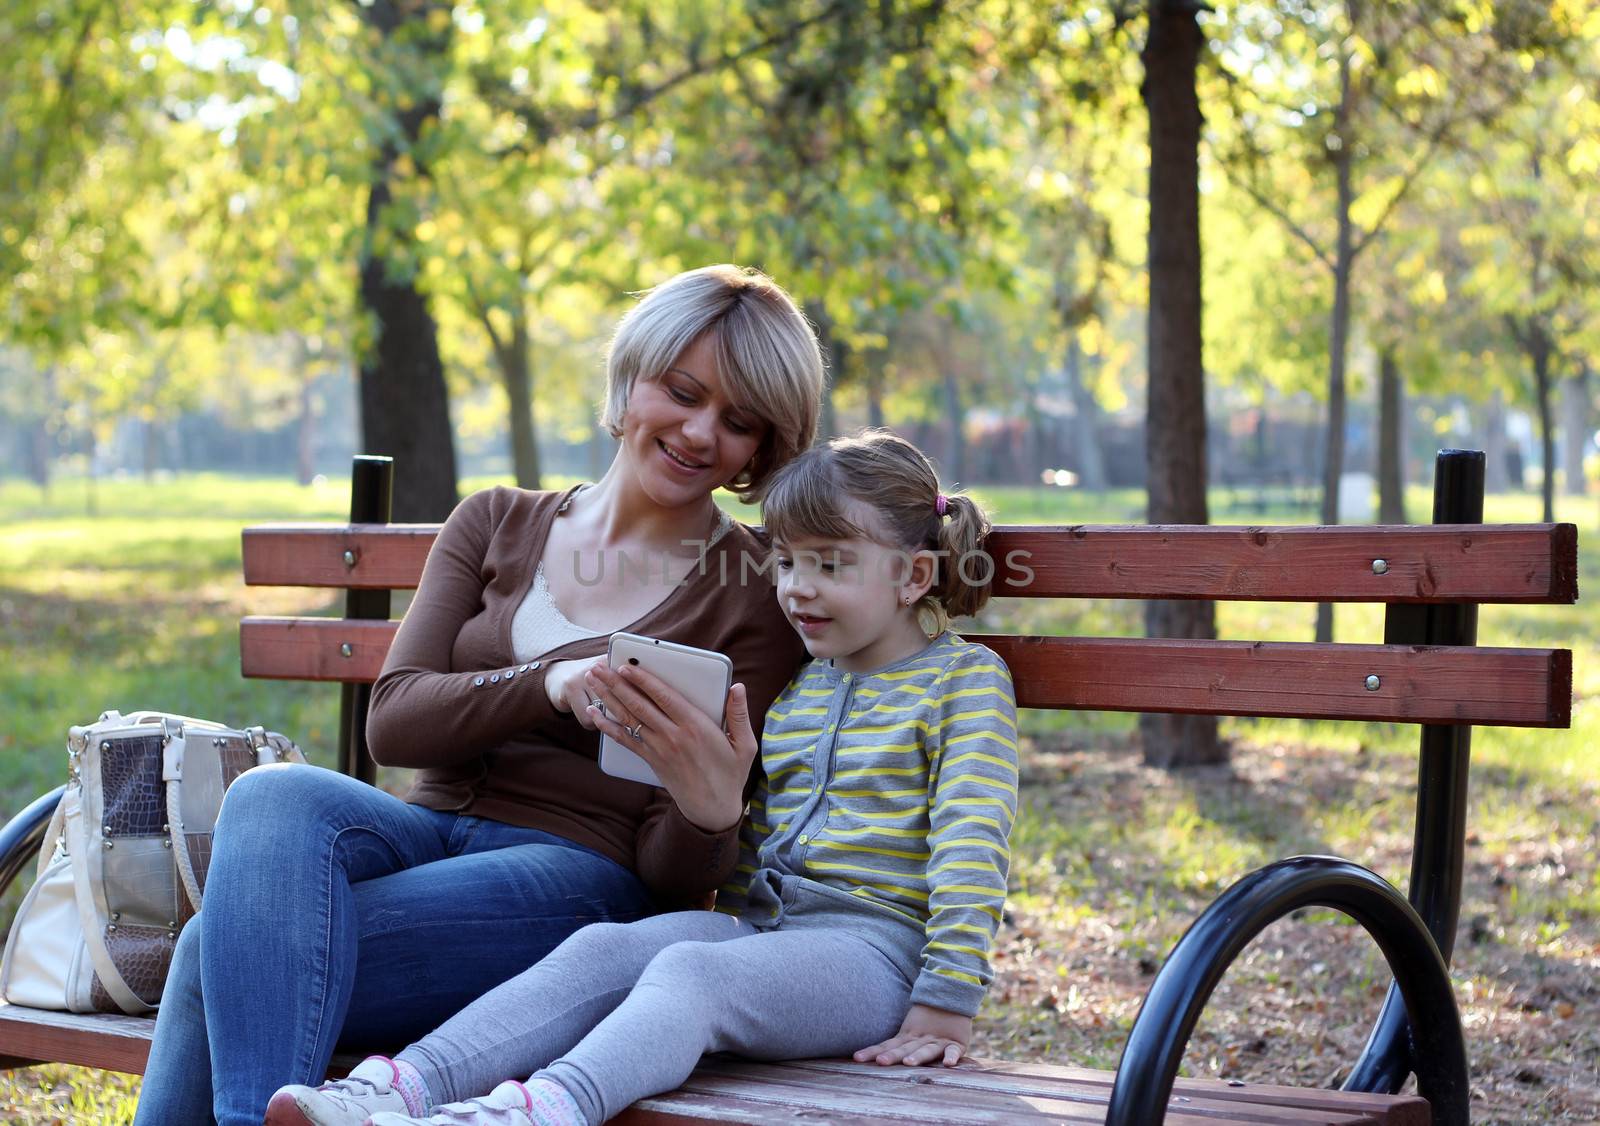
[0,1064,137,1124]
[984,736,1600,1122]
[0,473,351,523]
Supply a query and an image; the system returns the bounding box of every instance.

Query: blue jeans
[134,764,655,1126]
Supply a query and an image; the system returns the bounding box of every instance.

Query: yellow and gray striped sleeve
[712,775,768,917]
[911,643,1019,1016]
[714,678,801,916]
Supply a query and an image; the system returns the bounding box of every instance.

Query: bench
[0,450,1577,1124]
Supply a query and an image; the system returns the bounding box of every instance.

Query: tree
[1362,218,1459,525]
[997,8,1146,494]
[1564,362,1593,497]
[660,0,994,454]
[1215,0,1535,640]
[1139,0,1223,767]
[348,0,458,520]
[1460,49,1600,521]
[0,3,181,487]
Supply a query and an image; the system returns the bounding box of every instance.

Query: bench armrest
[0,786,66,905]
[1105,855,1469,1126]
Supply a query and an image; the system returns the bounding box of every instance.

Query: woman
[134,265,824,1126]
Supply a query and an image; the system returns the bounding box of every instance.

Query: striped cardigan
[717,632,1019,1016]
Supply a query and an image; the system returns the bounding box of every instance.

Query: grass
[0,472,1594,1123]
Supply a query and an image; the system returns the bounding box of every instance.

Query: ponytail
[932,493,993,620]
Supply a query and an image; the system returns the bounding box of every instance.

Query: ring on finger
[626,722,645,741]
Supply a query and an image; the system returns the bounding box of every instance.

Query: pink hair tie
[935,494,949,517]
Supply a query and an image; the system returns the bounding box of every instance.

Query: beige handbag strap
[63,793,145,1015]
[167,782,203,911]
[120,709,233,732]
[34,797,68,883]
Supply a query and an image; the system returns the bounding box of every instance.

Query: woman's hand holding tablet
[586,633,759,832]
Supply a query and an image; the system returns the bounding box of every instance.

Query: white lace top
[510,507,734,663]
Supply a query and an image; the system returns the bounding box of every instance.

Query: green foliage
[1457,60,1600,381]
[2,0,1599,482]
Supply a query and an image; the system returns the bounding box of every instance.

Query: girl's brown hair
[762,429,994,631]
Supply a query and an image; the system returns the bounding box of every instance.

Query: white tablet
[597,632,734,786]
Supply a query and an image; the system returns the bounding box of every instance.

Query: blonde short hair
[601,265,825,501]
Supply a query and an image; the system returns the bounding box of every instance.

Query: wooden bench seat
[0,451,1578,1124]
[621,1058,1430,1124]
[0,1004,1427,1124]
[0,1003,155,1077]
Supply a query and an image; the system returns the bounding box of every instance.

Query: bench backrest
[237,455,1577,1093]
[241,521,1576,729]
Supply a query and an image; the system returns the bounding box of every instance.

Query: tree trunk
[1315,56,1357,644]
[819,386,838,442]
[142,418,160,480]
[1377,346,1407,523]
[86,432,98,517]
[812,308,845,441]
[499,304,541,490]
[1139,0,1222,769]
[939,333,967,485]
[1562,364,1590,497]
[26,416,51,493]
[1022,387,1047,485]
[355,0,458,522]
[296,374,317,486]
[1482,389,1509,493]
[295,337,317,486]
[1530,325,1555,522]
[865,349,886,431]
[1065,337,1108,491]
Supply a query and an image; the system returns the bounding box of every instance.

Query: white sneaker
[264,1056,415,1126]
[366,1079,536,1125]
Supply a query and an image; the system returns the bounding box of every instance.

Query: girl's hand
[853,1005,972,1068]
[544,656,609,728]
[584,662,758,832]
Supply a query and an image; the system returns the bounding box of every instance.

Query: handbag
[0,710,304,1014]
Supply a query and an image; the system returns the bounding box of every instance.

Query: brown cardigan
[367,486,806,903]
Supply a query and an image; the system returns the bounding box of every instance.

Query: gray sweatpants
[396,911,913,1124]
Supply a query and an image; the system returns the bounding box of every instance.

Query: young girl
[267,430,1019,1126]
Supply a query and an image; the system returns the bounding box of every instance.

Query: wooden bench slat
[685,1059,1388,1123]
[618,1089,949,1125]
[650,1073,1085,1123]
[240,617,396,682]
[781,1059,1428,1125]
[0,1004,364,1079]
[976,634,1572,728]
[987,524,1577,604]
[242,525,438,590]
[240,618,1571,728]
[241,522,1578,605]
[0,1003,152,1075]
[615,1057,1417,1125]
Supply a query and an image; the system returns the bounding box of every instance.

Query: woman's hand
[853,1005,972,1068]
[544,656,609,728]
[584,662,758,832]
